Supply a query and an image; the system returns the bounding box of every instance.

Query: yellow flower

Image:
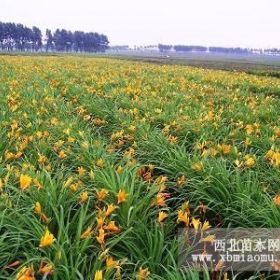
[35,202,42,215]
[96,189,109,201]
[116,166,123,174]
[105,204,117,217]
[64,177,74,188]
[117,189,128,204]
[94,270,103,280]
[80,226,94,239]
[89,170,95,179]
[191,217,201,232]
[176,175,186,187]
[137,267,150,280]
[96,228,106,245]
[39,229,56,248]
[168,135,177,144]
[218,144,231,155]
[272,152,280,166]
[38,154,48,165]
[68,136,75,143]
[79,191,89,203]
[244,155,255,168]
[96,216,105,228]
[69,183,79,192]
[202,234,216,242]
[33,178,43,190]
[191,162,204,172]
[158,211,168,223]
[96,159,105,168]
[16,266,35,280]
[34,202,49,222]
[20,174,32,191]
[201,220,211,232]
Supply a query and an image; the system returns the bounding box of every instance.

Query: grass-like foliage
[0,56,280,279]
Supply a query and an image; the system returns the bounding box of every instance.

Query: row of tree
[0,22,109,52]
[158,44,280,55]
[0,22,42,51]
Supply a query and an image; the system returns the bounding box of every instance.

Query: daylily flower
[105,204,118,217]
[96,189,109,201]
[39,262,54,275]
[94,270,103,280]
[158,211,168,223]
[16,266,35,280]
[137,267,150,280]
[79,191,89,203]
[80,226,94,239]
[104,221,120,233]
[39,229,56,248]
[117,189,128,204]
[96,228,106,245]
[20,174,32,191]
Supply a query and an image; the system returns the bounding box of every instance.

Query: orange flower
[105,204,117,217]
[154,192,168,207]
[78,166,86,176]
[58,150,66,159]
[80,226,94,239]
[137,267,150,280]
[39,262,53,275]
[117,189,128,204]
[16,266,35,280]
[96,228,106,245]
[104,221,120,233]
[106,256,119,270]
[177,210,189,226]
[273,195,280,206]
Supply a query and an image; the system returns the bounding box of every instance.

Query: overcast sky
[1,0,279,48]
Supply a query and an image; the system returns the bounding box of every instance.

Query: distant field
[1,50,280,76]
[1,55,280,279]
[106,51,280,76]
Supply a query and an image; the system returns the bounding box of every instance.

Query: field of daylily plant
[1,55,280,280]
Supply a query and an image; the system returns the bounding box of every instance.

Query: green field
[1,55,280,279]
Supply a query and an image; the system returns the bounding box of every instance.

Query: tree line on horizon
[0,21,109,53]
[158,44,280,55]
